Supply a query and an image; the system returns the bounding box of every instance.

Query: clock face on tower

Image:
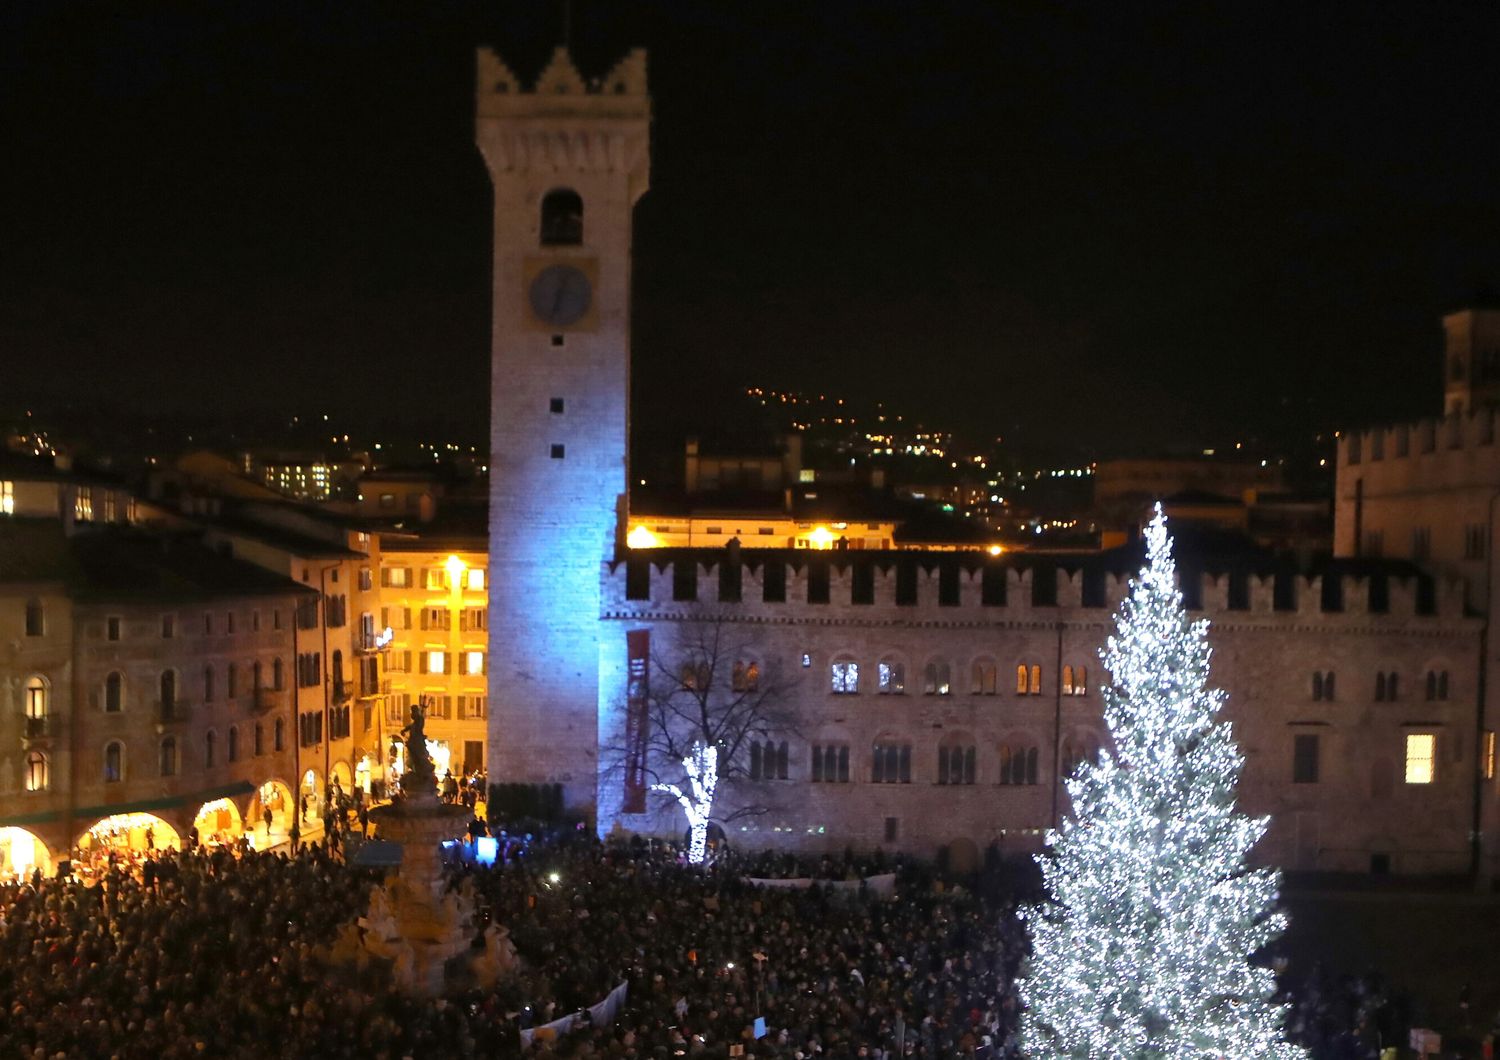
[528,263,593,327]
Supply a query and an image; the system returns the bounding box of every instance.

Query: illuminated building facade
[477,45,650,807]
[594,553,1479,872]
[1335,313,1500,879]
[375,539,489,782]
[0,514,307,879]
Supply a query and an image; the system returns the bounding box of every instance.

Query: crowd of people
[0,824,1474,1058]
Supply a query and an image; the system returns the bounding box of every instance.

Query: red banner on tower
[623,629,651,813]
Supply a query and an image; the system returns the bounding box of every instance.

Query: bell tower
[476,46,650,811]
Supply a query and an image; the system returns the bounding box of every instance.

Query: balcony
[155,700,192,726]
[21,713,61,746]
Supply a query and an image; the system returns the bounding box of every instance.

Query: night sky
[4,2,1500,457]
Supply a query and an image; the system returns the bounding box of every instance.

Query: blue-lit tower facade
[476,46,650,811]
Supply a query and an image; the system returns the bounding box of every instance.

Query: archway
[0,827,53,882]
[192,797,244,848]
[354,753,374,796]
[247,780,294,849]
[330,760,352,801]
[76,813,180,873]
[300,768,323,825]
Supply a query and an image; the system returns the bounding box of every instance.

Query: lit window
[464,650,485,675]
[1484,730,1496,781]
[877,660,905,694]
[830,661,859,694]
[1062,665,1088,696]
[24,677,47,724]
[924,661,951,695]
[970,660,996,696]
[1403,733,1436,785]
[24,750,48,792]
[0,480,13,514]
[427,650,446,675]
[466,568,485,591]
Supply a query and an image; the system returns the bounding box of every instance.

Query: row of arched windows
[1312,669,1451,702]
[91,719,286,785]
[92,660,285,714]
[758,739,1101,786]
[834,658,1090,697]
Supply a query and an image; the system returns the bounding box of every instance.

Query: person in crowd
[0,826,1434,1059]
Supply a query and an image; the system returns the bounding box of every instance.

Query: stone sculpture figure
[400,702,436,797]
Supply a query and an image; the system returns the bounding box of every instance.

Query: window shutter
[419,652,429,675]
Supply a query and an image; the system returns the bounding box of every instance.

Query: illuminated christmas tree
[1019,507,1307,1059]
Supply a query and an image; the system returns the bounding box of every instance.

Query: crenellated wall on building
[595,550,1480,874]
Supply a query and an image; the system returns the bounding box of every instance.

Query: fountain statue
[324,699,516,994]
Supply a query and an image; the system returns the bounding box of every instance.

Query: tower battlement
[477,46,650,114]
[603,551,1468,624]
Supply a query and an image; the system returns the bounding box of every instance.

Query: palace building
[475,46,1492,875]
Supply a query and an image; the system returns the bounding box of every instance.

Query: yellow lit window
[1484,730,1496,781]
[465,650,485,675]
[1403,733,1436,785]
[427,650,446,675]
[466,568,485,591]
[0,480,13,515]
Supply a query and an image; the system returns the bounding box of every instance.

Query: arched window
[24,676,47,737]
[999,743,1040,785]
[1425,669,1450,701]
[730,659,760,692]
[227,662,237,698]
[810,743,850,783]
[1062,736,1101,776]
[831,657,859,694]
[273,657,285,690]
[159,736,178,777]
[970,659,997,696]
[24,750,48,792]
[331,650,344,698]
[540,188,583,245]
[104,671,123,713]
[749,739,788,780]
[1062,665,1088,696]
[878,659,905,694]
[228,725,240,763]
[103,741,124,783]
[937,741,976,785]
[253,660,264,691]
[273,717,285,751]
[923,660,951,695]
[24,598,44,637]
[160,669,177,709]
[203,664,215,703]
[1016,665,1029,695]
[1375,671,1399,702]
[205,730,216,769]
[871,740,912,784]
[254,723,264,757]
